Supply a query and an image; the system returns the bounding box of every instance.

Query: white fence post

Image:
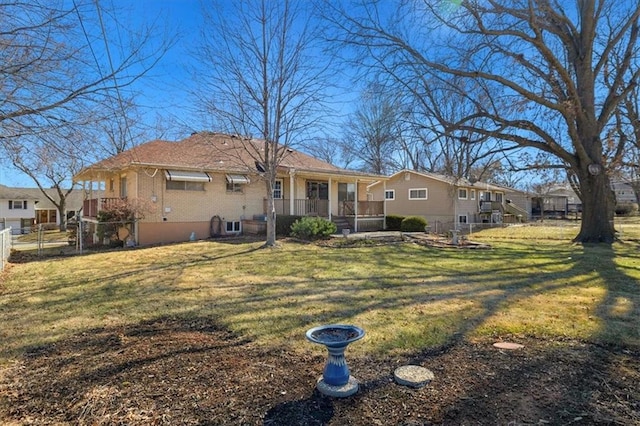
[1,227,12,272]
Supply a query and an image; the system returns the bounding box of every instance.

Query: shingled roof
[76,132,378,179]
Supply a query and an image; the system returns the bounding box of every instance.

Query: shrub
[97,201,135,246]
[401,216,428,232]
[276,215,303,236]
[615,203,639,216]
[290,216,337,240]
[386,215,405,231]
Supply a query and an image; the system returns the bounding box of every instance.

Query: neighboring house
[368,170,530,232]
[612,180,639,206]
[73,132,387,246]
[0,185,85,232]
[531,184,581,219]
[0,185,38,234]
[20,188,86,227]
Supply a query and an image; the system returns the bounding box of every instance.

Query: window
[458,215,468,224]
[385,190,395,200]
[120,177,127,198]
[471,189,476,200]
[458,188,468,199]
[226,182,244,193]
[307,181,328,199]
[495,192,503,203]
[409,188,428,200]
[226,221,241,233]
[8,200,27,209]
[167,180,205,191]
[480,191,491,201]
[109,179,114,192]
[226,174,249,193]
[273,179,283,199]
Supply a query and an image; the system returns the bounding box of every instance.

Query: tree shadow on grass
[2,239,640,424]
[409,242,640,424]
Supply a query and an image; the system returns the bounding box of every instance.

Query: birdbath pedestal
[306,324,365,397]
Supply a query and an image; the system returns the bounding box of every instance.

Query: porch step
[332,216,351,232]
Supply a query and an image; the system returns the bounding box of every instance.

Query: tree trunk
[265,179,277,247]
[57,200,67,232]
[573,171,616,243]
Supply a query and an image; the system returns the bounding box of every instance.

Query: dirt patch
[317,233,491,250]
[1,316,638,425]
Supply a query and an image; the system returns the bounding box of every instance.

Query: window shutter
[8,201,12,209]
[24,201,27,209]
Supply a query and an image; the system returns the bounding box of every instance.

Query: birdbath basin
[306,324,364,396]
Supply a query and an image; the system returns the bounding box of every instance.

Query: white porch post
[289,169,295,215]
[383,180,387,230]
[354,179,359,232]
[328,177,332,221]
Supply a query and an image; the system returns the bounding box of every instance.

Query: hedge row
[386,214,428,232]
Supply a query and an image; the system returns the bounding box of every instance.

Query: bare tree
[4,131,86,231]
[610,77,640,205]
[301,135,356,169]
[402,79,507,181]
[327,0,640,243]
[0,1,168,141]
[340,83,405,174]
[193,0,330,247]
[0,0,172,229]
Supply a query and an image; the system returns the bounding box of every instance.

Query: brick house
[73,132,387,245]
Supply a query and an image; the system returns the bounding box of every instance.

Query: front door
[338,182,355,215]
[306,181,328,215]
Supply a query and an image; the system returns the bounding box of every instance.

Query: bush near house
[615,203,639,216]
[97,205,135,247]
[400,215,428,232]
[290,216,337,240]
[386,215,405,231]
[276,215,303,236]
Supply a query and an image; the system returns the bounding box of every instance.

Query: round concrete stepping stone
[493,342,524,350]
[394,365,434,388]
[316,376,359,397]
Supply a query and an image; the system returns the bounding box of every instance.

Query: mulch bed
[1,316,638,425]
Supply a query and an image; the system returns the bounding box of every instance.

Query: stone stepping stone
[493,342,524,350]
[394,365,434,388]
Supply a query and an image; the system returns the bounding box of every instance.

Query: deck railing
[82,198,125,218]
[339,200,384,216]
[267,199,384,217]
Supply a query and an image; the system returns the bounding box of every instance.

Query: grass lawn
[2,223,639,363]
[1,223,640,424]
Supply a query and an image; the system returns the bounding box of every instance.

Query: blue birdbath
[306,324,365,396]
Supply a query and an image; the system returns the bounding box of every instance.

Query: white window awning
[165,170,211,182]
[226,174,250,184]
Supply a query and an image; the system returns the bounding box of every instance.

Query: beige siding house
[369,170,529,231]
[74,132,386,246]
